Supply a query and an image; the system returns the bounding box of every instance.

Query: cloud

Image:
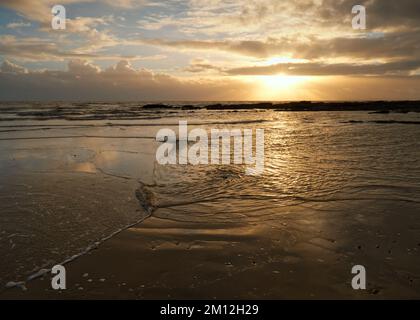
[2,0,419,63]
[130,0,420,65]
[0,35,98,61]
[292,31,420,60]
[317,0,420,30]
[0,60,28,74]
[0,1,144,57]
[226,60,420,76]
[1,0,420,101]
[1,0,81,24]
[0,35,166,62]
[1,59,420,101]
[0,0,149,23]
[185,58,224,73]
[104,60,137,74]
[0,60,250,101]
[138,38,278,58]
[136,28,420,61]
[67,59,100,74]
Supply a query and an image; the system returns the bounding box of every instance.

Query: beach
[1,102,420,299]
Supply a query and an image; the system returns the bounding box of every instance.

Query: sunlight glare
[253,75,310,100]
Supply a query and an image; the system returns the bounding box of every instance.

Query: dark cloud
[313,0,420,29]
[294,31,420,60]
[0,60,28,74]
[0,36,98,61]
[0,60,250,101]
[140,28,420,61]
[141,38,273,58]
[226,60,420,76]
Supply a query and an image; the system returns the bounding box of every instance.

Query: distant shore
[142,101,420,112]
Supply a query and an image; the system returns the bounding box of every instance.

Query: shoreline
[0,216,358,299]
[2,212,419,300]
[1,107,420,300]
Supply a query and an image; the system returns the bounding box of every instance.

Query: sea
[1,102,420,291]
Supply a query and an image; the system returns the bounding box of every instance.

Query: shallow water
[1,102,420,293]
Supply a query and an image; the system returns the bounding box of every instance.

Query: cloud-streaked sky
[0,0,419,101]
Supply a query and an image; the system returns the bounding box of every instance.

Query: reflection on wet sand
[1,104,420,298]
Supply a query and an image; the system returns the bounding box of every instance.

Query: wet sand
[3,201,420,300]
[0,217,371,299]
[1,104,420,299]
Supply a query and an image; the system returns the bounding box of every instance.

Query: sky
[0,0,419,101]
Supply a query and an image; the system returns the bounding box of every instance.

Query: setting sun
[252,75,311,100]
